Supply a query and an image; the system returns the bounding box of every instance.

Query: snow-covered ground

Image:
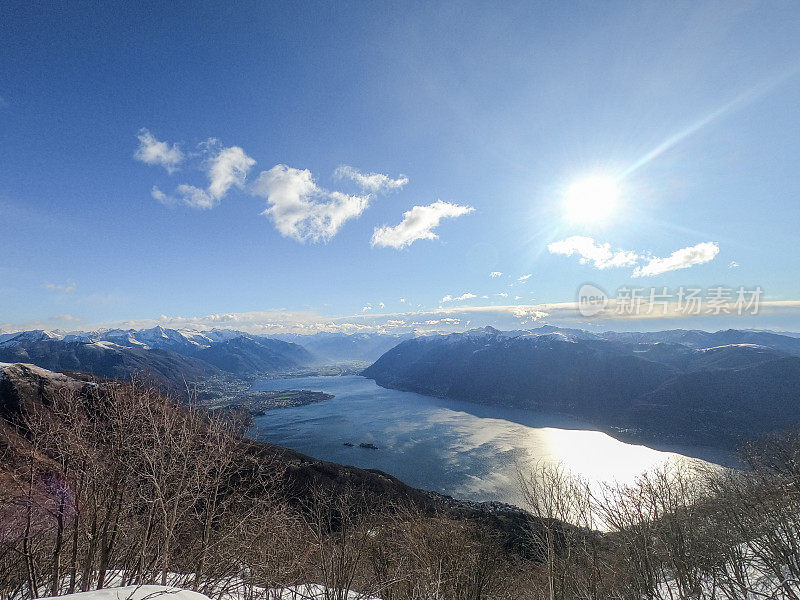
[39,587,210,600]
[36,571,378,600]
[39,585,375,600]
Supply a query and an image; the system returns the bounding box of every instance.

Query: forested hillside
[2,362,800,599]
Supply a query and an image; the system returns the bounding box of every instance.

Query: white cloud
[517,274,532,282]
[371,200,474,249]
[134,129,184,174]
[44,282,76,293]
[208,146,256,199]
[548,236,640,269]
[422,318,463,325]
[399,298,407,303]
[379,302,385,308]
[148,142,255,210]
[441,292,477,303]
[549,236,721,278]
[13,296,800,339]
[176,184,217,209]
[490,271,503,278]
[729,260,740,269]
[334,165,408,193]
[152,184,216,210]
[632,242,719,277]
[151,186,172,206]
[252,165,372,243]
[362,305,373,312]
[497,292,508,297]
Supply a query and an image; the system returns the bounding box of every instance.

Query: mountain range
[362,325,800,447]
[0,327,417,387]
[0,327,315,385]
[3,324,800,447]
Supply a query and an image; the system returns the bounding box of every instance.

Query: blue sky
[2,1,800,334]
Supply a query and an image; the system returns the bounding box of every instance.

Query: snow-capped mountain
[97,326,216,352]
[0,326,317,382]
[0,329,62,348]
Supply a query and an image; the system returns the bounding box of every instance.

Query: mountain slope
[0,363,555,560]
[362,327,800,446]
[602,328,800,356]
[194,336,314,374]
[0,327,317,382]
[633,356,800,441]
[0,340,218,388]
[362,329,678,410]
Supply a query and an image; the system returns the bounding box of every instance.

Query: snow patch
[39,586,209,600]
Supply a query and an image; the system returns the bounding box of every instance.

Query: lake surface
[250,375,733,507]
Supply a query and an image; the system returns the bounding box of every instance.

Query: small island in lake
[342,441,379,449]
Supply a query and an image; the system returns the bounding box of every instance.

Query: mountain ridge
[362,326,800,447]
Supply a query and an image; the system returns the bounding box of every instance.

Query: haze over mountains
[273,332,415,363]
[0,326,412,385]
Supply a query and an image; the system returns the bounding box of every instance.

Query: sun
[563,175,620,224]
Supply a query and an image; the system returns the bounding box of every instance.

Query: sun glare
[563,175,620,223]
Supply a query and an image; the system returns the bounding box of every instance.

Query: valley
[4,324,800,452]
[7,9,800,597]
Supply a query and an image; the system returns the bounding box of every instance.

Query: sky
[2,1,800,335]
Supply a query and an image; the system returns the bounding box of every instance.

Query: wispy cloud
[142,133,255,210]
[49,314,78,322]
[44,282,76,293]
[170,144,255,209]
[371,200,474,249]
[632,242,719,277]
[151,186,172,206]
[21,298,800,338]
[729,260,740,269]
[548,236,640,270]
[517,274,532,282]
[441,292,477,303]
[134,129,184,174]
[334,165,408,193]
[252,164,371,242]
[490,271,503,278]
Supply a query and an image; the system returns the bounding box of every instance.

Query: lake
[249,375,733,507]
